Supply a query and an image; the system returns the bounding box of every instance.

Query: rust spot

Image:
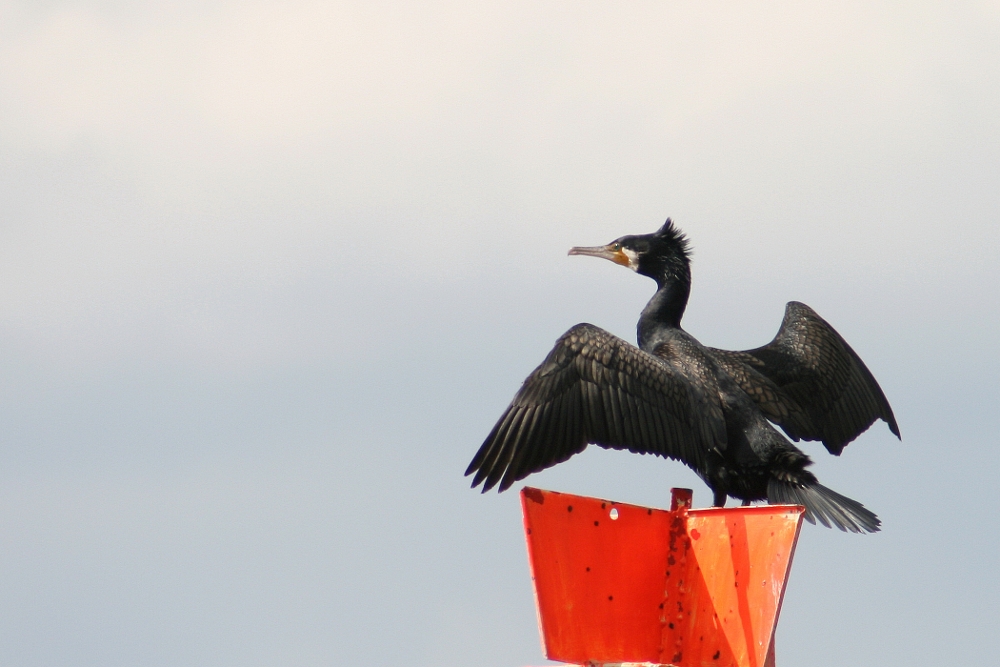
[668,622,674,629]
[601,502,606,509]
[713,650,721,660]
[567,505,573,512]
[668,555,676,566]
[690,528,701,540]
[522,488,544,504]
[608,595,614,601]
[594,520,600,527]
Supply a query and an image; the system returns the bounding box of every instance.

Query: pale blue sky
[0,2,998,665]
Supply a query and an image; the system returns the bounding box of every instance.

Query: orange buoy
[520,487,804,667]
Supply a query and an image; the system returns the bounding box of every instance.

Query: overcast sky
[1,2,998,666]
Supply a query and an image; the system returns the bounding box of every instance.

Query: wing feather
[708,301,899,454]
[468,323,726,492]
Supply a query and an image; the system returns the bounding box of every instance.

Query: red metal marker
[520,487,804,667]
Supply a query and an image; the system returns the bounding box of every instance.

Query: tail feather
[768,480,881,534]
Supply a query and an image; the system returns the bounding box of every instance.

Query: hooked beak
[568,244,631,267]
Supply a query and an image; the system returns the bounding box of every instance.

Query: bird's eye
[611,243,621,251]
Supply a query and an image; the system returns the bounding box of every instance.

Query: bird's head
[568,218,691,286]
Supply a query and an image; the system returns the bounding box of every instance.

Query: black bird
[466,219,899,533]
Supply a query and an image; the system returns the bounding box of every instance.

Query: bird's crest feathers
[654,218,692,259]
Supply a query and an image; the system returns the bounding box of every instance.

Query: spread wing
[708,301,899,455]
[466,323,727,492]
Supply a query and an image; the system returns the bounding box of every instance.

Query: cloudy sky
[1,2,998,665]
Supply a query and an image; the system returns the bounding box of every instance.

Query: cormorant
[465,219,899,533]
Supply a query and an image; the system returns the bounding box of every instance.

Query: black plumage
[466,219,899,533]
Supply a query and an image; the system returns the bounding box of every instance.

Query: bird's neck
[637,278,690,350]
